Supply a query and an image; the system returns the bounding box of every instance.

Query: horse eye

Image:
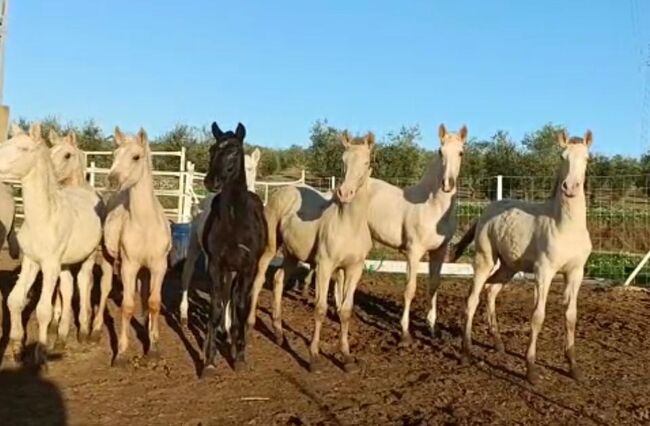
[64,153,72,160]
[459,151,464,157]
[133,155,141,161]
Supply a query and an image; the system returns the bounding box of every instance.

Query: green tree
[307,120,344,177]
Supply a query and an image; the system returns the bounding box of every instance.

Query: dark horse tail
[449,222,477,263]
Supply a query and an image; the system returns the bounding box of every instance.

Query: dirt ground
[0,251,649,426]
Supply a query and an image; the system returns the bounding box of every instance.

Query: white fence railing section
[4,148,649,286]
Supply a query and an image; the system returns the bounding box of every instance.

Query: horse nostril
[562,181,569,192]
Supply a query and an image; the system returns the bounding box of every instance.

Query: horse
[0,182,19,259]
[451,130,593,385]
[104,127,171,365]
[201,121,267,377]
[251,131,374,372]
[365,124,466,345]
[0,123,102,359]
[179,148,261,326]
[49,130,114,343]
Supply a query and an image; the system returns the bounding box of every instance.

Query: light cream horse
[49,130,114,343]
[104,127,171,365]
[452,130,593,385]
[179,148,260,326]
[365,124,466,344]
[0,123,102,358]
[0,182,19,259]
[251,132,374,372]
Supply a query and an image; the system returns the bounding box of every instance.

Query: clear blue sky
[5,0,649,156]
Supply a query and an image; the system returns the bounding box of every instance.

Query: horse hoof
[342,356,359,373]
[89,330,103,344]
[526,364,541,385]
[78,332,91,345]
[147,344,161,360]
[11,341,23,362]
[398,333,414,347]
[48,322,59,336]
[112,355,129,368]
[233,359,248,372]
[309,356,323,373]
[53,339,67,352]
[180,317,188,328]
[274,330,285,346]
[201,364,218,379]
[570,365,584,382]
[494,341,505,355]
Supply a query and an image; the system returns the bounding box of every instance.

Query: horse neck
[417,155,454,207]
[218,159,249,222]
[337,176,370,228]
[550,177,587,230]
[22,148,60,223]
[127,160,158,220]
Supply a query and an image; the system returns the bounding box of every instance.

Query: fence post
[89,161,96,187]
[182,161,195,223]
[496,175,503,201]
[176,148,187,223]
[330,176,336,190]
[300,169,305,184]
[264,184,269,205]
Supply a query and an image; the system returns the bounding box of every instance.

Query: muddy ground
[0,250,649,426]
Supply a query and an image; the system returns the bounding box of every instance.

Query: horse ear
[68,131,78,147]
[9,123,24,137]
[459,125,468,143]
[365,132,376,150]
[438,124,447,143]
[235,123,246,141]
[583,130,593,147]
[114,126,125,146]
[49,129,60,145]
[557,129,569,147]
[251,147,261,165]
[211,122,223,139]
[137,128,148,146]
[339,131,351,148]
[29,122,43,144]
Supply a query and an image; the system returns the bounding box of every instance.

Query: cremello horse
[0,123,102,357]
[179,148,260,326]
[104,127,171,365]
[366,124,466,344]
[453,130,593,385]
[252,132,374,372]
[0,182,19,259]
[49,130,114,342]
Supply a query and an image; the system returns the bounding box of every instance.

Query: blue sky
[5,0,649,156]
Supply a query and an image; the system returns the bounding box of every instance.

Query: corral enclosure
[3,148,650,285]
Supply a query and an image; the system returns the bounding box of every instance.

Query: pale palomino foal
[0,123,102,358]
[366,124,466,344]
[452,130,593,385]
[49,130,114,343]
[105,127,171,365]
[252,132,374,372]
[179,148,261,326]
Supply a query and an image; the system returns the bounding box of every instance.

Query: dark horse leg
[230,269,253,371]
[202,262,223,378]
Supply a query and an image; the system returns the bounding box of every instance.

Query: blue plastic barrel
[169,222,191,267]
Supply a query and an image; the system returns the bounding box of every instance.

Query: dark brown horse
[201,121,268,377]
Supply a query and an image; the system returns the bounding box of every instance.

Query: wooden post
[0,104,8,142]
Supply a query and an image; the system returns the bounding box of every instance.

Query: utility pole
[0,0,8,141]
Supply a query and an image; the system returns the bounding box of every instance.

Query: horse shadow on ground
[0,343,68,425]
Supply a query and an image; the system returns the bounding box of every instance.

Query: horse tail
[449,221,477,263]
[7,219,19,260]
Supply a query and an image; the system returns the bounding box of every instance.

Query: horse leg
[114,259,138,367]
[7,257,40,359]
[563,267,584,382]
[462,249,495,363]
[202,262,223,377]
[484,266,514,354]
[180,225,201,326]
[426,243,447,338]
[399,247,425,346]
[36,262,61,350]
[302,266,315,300]
[91,254,113,343]
[339,262,363,372]
[53,269,74,351]
[334,268,345,313]
[526,263,554,385]
[232,270,254,371]
[147,260,167,358]
[77,256,95,343]
[309,261,333,372]
[272,257,298,345]
[50,289,63,337]
[247,248,275,334]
